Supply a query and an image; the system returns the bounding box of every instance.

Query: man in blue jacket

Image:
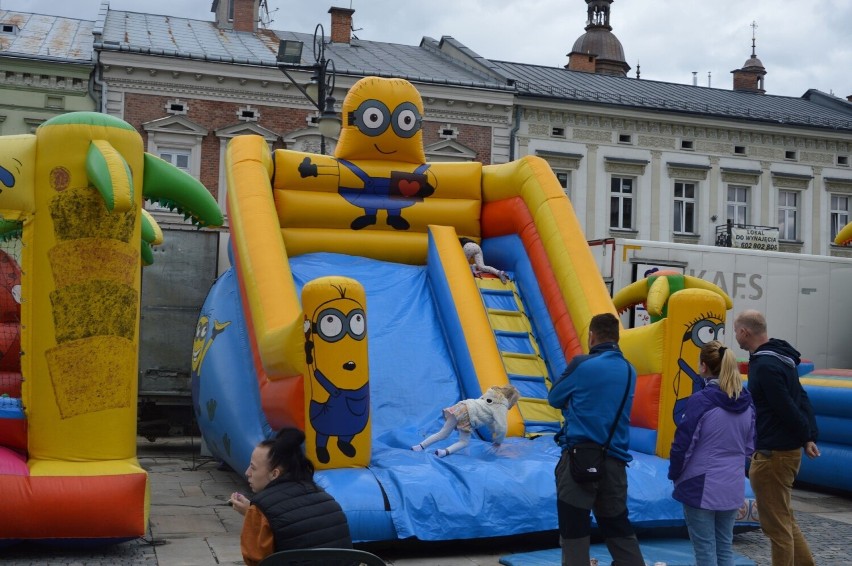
[548,313,644,566]
[734,309,819,566]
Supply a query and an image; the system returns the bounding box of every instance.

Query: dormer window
[237,105,259,122]
[165,99,188,115]
[1,23,18,35]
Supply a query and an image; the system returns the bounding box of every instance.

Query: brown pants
[749,449,815,566]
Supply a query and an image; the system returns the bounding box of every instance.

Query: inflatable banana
[834,221,852,247]
[614,270,733,321]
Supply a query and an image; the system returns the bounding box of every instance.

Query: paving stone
[150,513,227,536]
[152,537,217,566]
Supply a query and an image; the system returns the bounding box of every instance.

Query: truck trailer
[589,238,852,370]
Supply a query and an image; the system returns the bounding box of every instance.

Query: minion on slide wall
[302,277,369,466]
[614,270,732,445]
[0,112,222,545]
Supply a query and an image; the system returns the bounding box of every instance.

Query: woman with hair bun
[668,340,755,566]
[229,428,352,565]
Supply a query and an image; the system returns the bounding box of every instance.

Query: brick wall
[422,121,493,165]
[233,0,256,32]
[567,53,597,73]
[123,93,309,199]
[733,70,764,93]
[328,8,354,44]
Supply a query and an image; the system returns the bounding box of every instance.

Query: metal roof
[489,60,852,132]
[98,10,509,90]
[5,6,848,133]
[0,10,93,63]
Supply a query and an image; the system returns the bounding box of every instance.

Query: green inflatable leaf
[142,154,223,228]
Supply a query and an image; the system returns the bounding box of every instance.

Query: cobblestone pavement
[2,437,851,565]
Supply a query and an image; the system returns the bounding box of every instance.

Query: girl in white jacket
[412,384,520,457]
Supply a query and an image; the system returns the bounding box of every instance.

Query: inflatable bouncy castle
[0,113,222,546]
[194,76,757,542]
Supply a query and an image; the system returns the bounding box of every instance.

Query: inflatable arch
[195,76,757,541]
[0,113,222,545]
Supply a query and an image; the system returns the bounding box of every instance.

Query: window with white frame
[159,148,191,171]
[555,170,571,199]
[149,148,192,211]
[610,176,634,230]
[831,194,849,244]
[777,189,798,241]
[673,181,696,233]
[726,185,749,226]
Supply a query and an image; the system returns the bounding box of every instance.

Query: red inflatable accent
[0,472,147,539]
[482,197,583,361]
[631,373,661,430]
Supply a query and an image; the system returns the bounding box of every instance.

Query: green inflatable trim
[142,153,223,228]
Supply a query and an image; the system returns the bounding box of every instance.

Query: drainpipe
[89,45,107,113]
[508,105,521,161]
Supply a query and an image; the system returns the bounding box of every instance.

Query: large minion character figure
[290,77,436,230]
[0,250,21,374]
[671,311,727,420]
[301,276,370,469]
[191,315,231,418]
[191,315,231,377]
[614,271,732,423]
[1,161,17,191]
[0,135,37,215]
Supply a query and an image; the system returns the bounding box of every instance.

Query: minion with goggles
[613,270,732,423]
[293,77,436,230]
[302,277,370,467]
[672,312,727,420]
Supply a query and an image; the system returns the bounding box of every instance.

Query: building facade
[0,10,96,134]
[495,0,852,257]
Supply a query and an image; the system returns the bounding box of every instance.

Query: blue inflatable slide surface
[194,251,758,542]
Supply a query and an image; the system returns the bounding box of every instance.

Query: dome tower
[566,0,630,77]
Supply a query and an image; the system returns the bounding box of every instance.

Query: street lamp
[277,24,342,155]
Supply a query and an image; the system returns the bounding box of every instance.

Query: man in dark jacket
[548,313,644,566]
[734,310,819,566]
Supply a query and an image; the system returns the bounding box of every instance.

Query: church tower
[566,0,630,77]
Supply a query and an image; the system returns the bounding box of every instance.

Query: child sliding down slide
[412,385,520,457]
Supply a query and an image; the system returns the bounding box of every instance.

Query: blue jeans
[682,504,736,566]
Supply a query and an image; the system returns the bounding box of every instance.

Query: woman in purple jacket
[669,341,755,566]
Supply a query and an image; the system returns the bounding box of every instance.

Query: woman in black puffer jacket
[230,428,352,565]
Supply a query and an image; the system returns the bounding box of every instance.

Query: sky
[3,0,852,100]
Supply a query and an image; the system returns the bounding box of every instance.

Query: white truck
[588,238,852,370]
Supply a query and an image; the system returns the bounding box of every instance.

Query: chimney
[211,0,259,33]
[847,95,852,103]
[329,7,354,44]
